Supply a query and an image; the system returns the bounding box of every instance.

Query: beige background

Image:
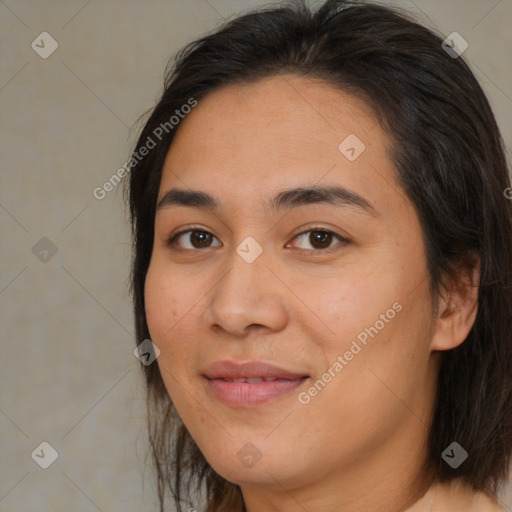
[1,0,511,510]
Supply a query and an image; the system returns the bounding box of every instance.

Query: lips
[202,360,310,407]
[218,377,283,383]
[203,360,308,380]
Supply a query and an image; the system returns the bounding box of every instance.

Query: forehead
[159,74,404,216]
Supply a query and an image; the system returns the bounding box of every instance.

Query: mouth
[202,360,310,407]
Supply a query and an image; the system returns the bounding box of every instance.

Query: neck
[241,417,437,512]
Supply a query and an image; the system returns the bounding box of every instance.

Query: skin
[144,74,480,512]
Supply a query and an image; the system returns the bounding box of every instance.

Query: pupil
[189,230,333,249]
[311,231,331,249]
[192,231,211,248]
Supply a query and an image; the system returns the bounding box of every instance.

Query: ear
[430,254,481,352]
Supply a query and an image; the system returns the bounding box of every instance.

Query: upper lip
[202,360,309,380]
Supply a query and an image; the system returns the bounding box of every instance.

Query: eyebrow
[156,185,378,216]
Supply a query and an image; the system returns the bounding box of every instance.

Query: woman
[125,1,512,510]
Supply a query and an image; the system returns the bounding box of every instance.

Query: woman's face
[144,75,441,503]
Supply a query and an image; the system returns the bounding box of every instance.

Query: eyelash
[166,225,349,255]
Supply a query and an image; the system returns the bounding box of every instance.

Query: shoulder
[405,478,505,512]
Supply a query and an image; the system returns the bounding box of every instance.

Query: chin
[197,436,306,488]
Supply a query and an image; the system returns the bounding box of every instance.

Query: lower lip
[205,377,309,407]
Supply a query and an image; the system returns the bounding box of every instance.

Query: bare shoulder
[406,478,505,512]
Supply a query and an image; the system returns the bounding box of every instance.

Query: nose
[203,250,289,338]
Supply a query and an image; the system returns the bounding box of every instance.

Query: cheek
[304,266,404,350]
[144,262,206,388]
[297,303,432,450]
[144,268,174,340]
[303,258,433,402]
[144,269,192,416]
[143,264,194,379]
[144,261,198,340]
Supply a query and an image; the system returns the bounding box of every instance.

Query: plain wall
[1,0,511,510]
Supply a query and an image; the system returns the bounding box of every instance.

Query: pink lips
[202,360,309,407]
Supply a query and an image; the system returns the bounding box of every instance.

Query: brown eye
[309,230,333,249]
[190,231,213,248]
[169,230,221,250]
[290,229,347,253]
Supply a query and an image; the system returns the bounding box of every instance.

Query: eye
[168,229,222,250]
[167,227,348,253]
[287,228,348,253]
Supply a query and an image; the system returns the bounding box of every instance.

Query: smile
[202,360,310,407]
[205,377,309,407]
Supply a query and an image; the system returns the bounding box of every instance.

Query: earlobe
[430,255,480,352]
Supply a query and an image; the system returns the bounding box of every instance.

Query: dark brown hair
[125,1,512,510]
